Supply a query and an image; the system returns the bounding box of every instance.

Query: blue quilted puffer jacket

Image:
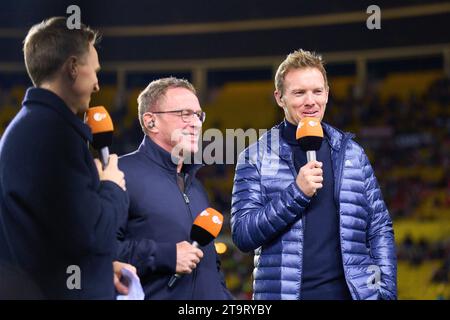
[231,122,397,300]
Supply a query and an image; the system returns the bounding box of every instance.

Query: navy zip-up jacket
[0,88,129,299]
[117,136,232,300]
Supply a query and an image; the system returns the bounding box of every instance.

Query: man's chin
[182,139,199,152]
[183,145,199,155]
[78,103,90,114]
[170,139,200,161]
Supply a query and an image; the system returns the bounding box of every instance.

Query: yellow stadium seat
[203,81,279,131]
[379,70,444,102]
[90,85,117,111]
[328,76,356,101]
[394,219,450,243]
[398,260,449,300]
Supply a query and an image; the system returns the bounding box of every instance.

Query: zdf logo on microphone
[200,210,222,225]
[308,120,318,127]
[212,215,222,225]
[93,112,107,122]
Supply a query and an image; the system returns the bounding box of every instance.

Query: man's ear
[274,90,284,108]
[65,56,78,81]
[143,112,158,133]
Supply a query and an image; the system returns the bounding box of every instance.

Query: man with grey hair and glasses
[116,77,232,300]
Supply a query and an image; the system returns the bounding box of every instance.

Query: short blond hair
[275,49,328,95]
[137,77,196,133]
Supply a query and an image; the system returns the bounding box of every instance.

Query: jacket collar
[270,120,353,161]
[22,87,93,142]
[138,135,203,176]
[321,122,354,152]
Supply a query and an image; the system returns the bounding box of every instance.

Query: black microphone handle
[168,241,200,288]
[167,273,181,288]
[99,147,110,169]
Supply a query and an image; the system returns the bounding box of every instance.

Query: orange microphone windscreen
[193,208,223,238]
[296,117,324,152]
[191,208,223,246]
[84,106,114,134]
[295,117,323,140]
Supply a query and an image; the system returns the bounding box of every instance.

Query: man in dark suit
[0,17,131,299]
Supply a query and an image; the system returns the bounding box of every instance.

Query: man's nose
[93,83,100,93]
[191,113,203,128]
[304,92,315,106]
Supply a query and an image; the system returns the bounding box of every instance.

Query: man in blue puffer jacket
[231,49,397,300]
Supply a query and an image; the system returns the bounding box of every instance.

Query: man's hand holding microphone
[295,117,324,197]
[94,155,126,191]
[169,208,223,287]
[175,241,204,275]
[85,106,126,191]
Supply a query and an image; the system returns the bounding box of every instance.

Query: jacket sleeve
[231,147,311,253]
[115,229,176,278]
[361,151,397,300]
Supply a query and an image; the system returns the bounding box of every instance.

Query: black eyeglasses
[151,109,206,123]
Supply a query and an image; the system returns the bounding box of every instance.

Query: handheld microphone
[296,117,324,162]
[168,208,223,288]
[84,106,114,168]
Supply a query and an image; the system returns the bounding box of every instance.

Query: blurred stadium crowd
[1,66,448,299]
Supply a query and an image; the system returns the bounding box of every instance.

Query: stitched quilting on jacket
[231,122,397,300]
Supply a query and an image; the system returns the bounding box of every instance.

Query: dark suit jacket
[0,88,129,299]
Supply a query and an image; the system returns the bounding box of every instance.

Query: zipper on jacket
[335,134,361,300]
[299,213,306,300]
[287,152,305,300]
[175,173,194,221]
[334,134,351,211]
[299,171,306,301]
[183,183,200,300]
[348,279,360,300]
[173,165,204,298]
[174,172,197,297]
[191,267,198,300]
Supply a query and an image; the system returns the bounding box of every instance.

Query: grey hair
[137,77,196,133]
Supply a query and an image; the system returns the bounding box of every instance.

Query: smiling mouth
[183,133,199,139]
[302,111,319,117]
